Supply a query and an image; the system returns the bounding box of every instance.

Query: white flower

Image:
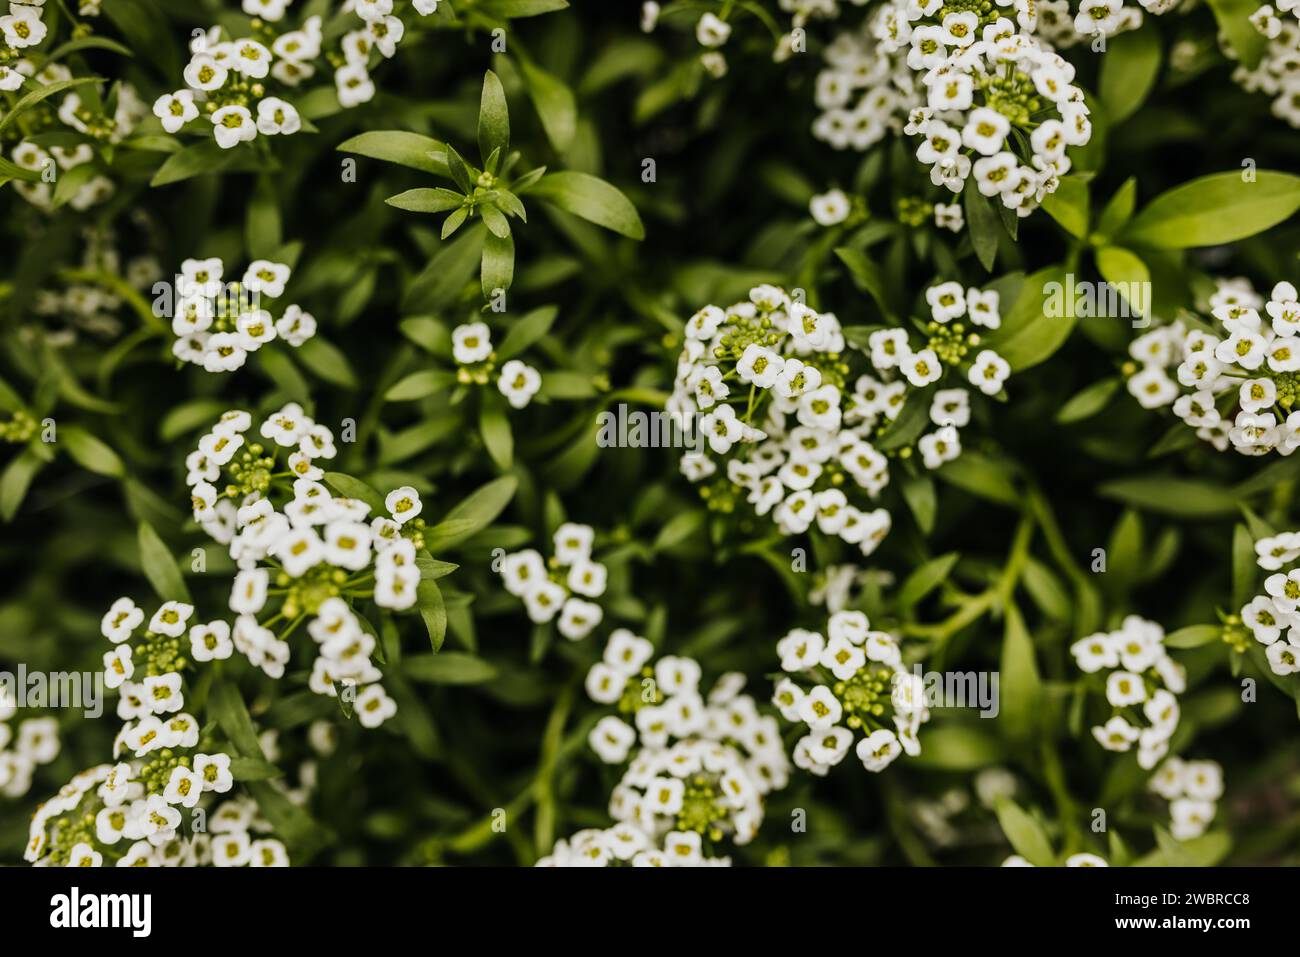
[810,189,851,226]
[926,281,967,322]
[498,360,542,409]
[0,6,47,49]
[589,716,636,763]
[452,322,493,364]
[968,349,1010,395]
[700,404,745,454]
[212,105,257,149]
[962,107,1010,156]
[902,348,943,387]
[554,524,594,565]
[1093,715,1140,751]
[256,97,301,136]
[356,685,397,728]
[1106,670,1148,707]
[153,91,198,133]
[856,729,902,771]
[557,597,603,641]
[385,486,422,525]
[190,621,233,662]
[336,63,376,107]
[798,685,843,730]
[149,602,194,638]
[696,12,731,47]
[102,598,144,642]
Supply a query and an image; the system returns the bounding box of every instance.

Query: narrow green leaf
[138,521,191,602]
[528,171,645,240]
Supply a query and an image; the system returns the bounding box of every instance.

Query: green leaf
[897,552,959,608]
[1099,25,1162,124]
[984,265,1076,371]
[482,0,569,16]
[385,369,456,401]
[0,77,102,137]
[295,338,358,389]
[386,188,465,213]
[1098,475,1240,518]
[934,451,1021,506]
[1232,523,1256,609]
[653,511,706,552]
[1121,171,1300,249]
[423,476,518,551]
[900,470,936,534]
[910,723,1005,770]
[323,472,388,516]
[256,349,310,405]
[150,139,237,187]
[835,247,894,319]
[1041,176,1090,240]
[1164,624,1223,649]
[1056,377,1121,424]
[0,447,45,522]
[138,521,191,603]
[1094,246,1150,320]
[498,305,558,360]
[61,425,125,478]
[528,171,645,240]
[337,131,450,177]
[404,225,486,312]
[964,179,1001,271]
[478,70,510,164]
[229,755,282,781]
[999,604,1042,743]
[209,680,263,758]
[417,580,447,651]
[994,798,1056,867]
[1207,0,1266,70]
[480,397,514,470]
[516,56,577,153]
[1095,177,1138,240]
[482,228,515,299]
[403,652,498,684]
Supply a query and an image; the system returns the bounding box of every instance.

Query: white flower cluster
[31,231,161,345]
[25,764,290,867]
[185,409,437,724]
[0,705,58,799]
[538,821,719,867]
[14,590,296,867]
[1041,0,1163,47]
[497,523,606,640]
[168,257,317,373]
[1149,757,1224,841]
[669,284,1008,553]
[773,611,929,774]
[1236,3,1300,127]
[582,632,790,862]
[153,0,441,150]
[451,321,542,409]
[5,38,145,211]
[878,6,1091,217]
[1072,616,1186,769]
[1125,278,1300,456]
[811,20,921,152]
[1238,529,1300,676]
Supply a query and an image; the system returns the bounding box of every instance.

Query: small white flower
[809,189,851,226]
[498,359,542,409]
[212,105,257,149]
